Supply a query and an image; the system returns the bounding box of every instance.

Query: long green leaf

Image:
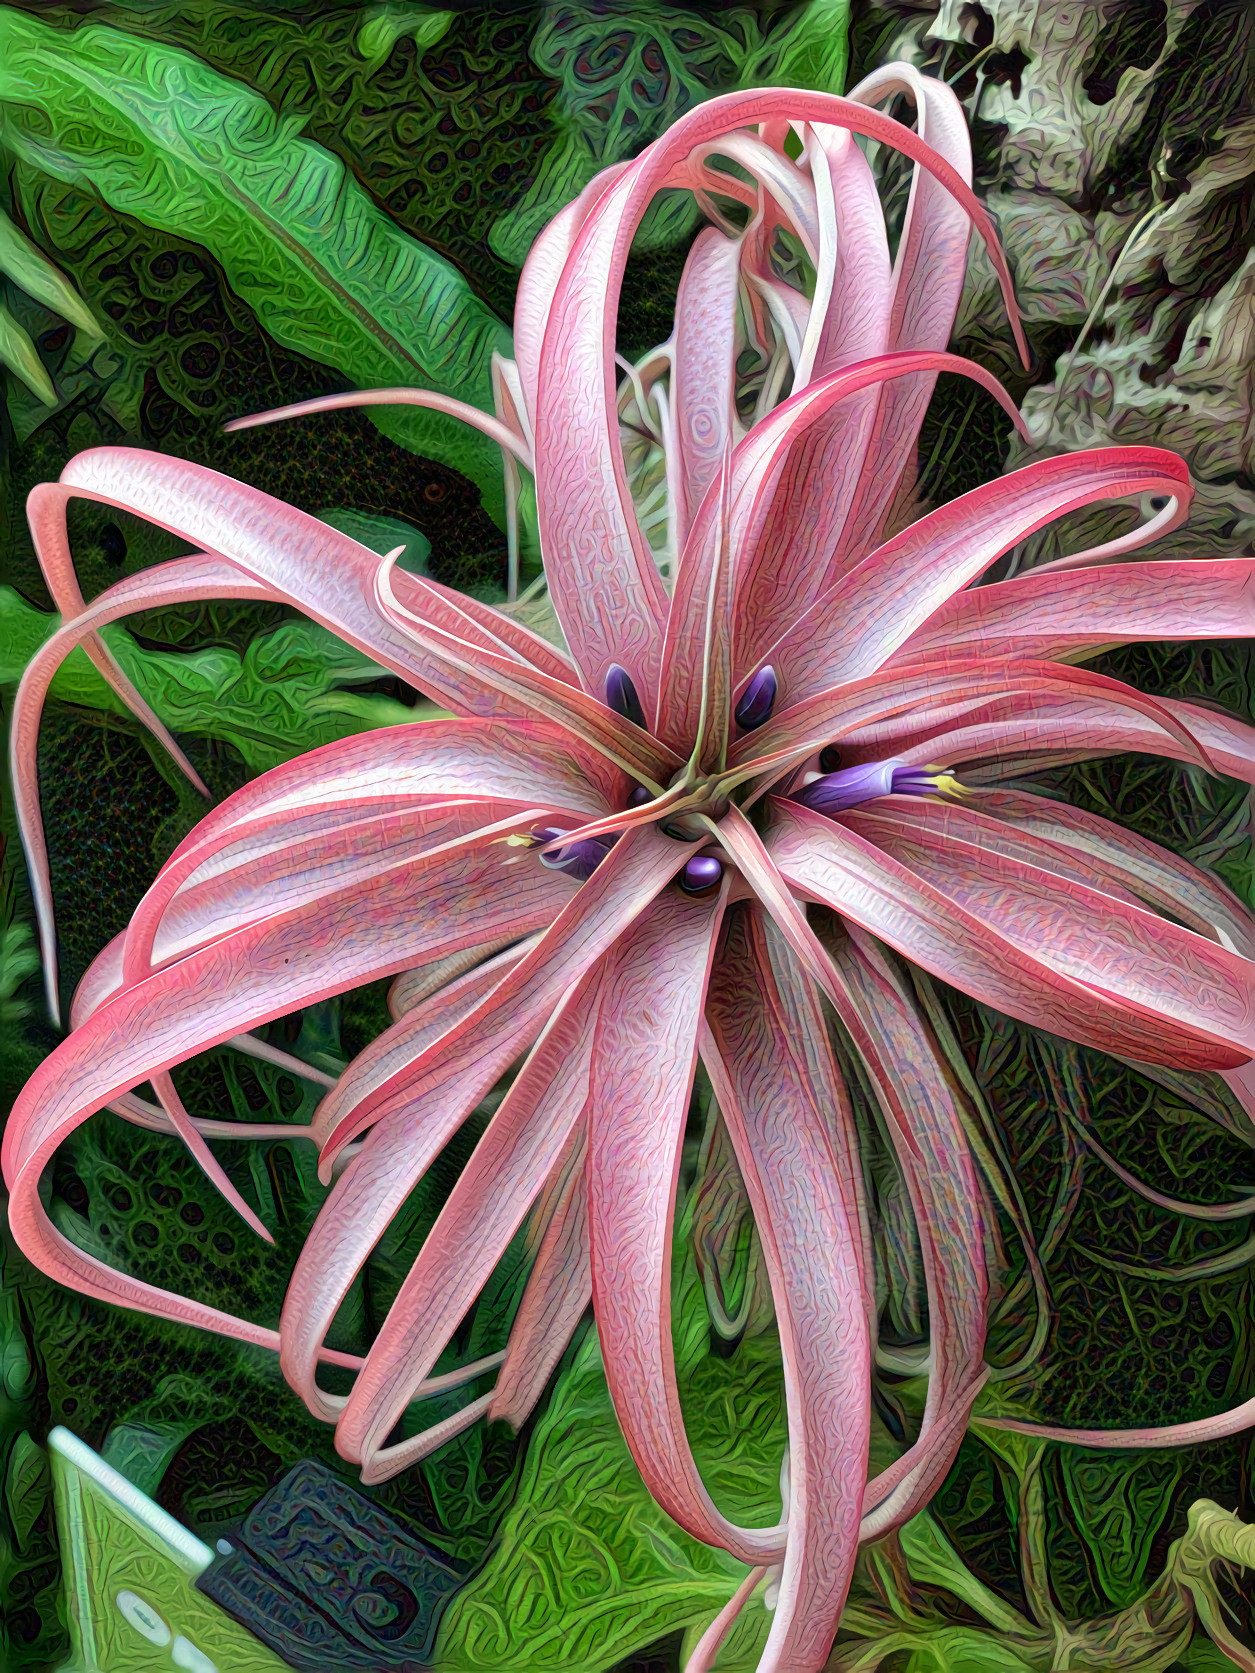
[0,10,514,522]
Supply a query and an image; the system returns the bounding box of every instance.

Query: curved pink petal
[32,460,473,714]
[702,907,870,1669]
[42,453,666,783]
[766,798,1250,1070]
[224,386,533,468]
[732,657,1212,785]
[160,718,621,867]
[148,1071,274,1241]
[973,1401,1255,1450]
[388,936,529,1021]
[311,942,533,1155]
[587,881,795,1566]
[538,84,1025,705]
[3,826,558,1362]
[10,554,284,1015]
[513,161,630,424]
[826,927,986,1532]
[670,227,743,553]
[827,65,1003,575]
[281,825,688,1425]
[852,692,1255,796]
[489,1120,592,1428]
[759,449,1193,705]
[845,799,1255,1057]
[334,968,603,1474]
[313,821,687,1164]
[900,555,1254,667]
[661,352,1025,752]
[124,802,556,982]
[963,787,1255,957]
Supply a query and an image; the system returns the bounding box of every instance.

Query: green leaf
[4,1432,50,1554]
[746,0,851,96]
[899,1626,1038,1673]
[1060,1449,1183,1608]
[0,299,56,405]
[0,201,101,339]
[898,1514,1030,1636]
[0,10,514,523]
[432,1191,782,1672]
[356,4,455,69]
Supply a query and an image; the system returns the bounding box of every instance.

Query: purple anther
[604,664,646,729]
[734,665,777,731]
[626,784,653,808]
[679,854,724,895]
[793,760,948,817]
[532,827,612,882]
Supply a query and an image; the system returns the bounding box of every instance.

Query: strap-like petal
[489,1118,592,1429]
[758,449,1192,704]
[702,907,870,1668]
[898,554,1255,667]
[767,799,1250,1070]
[335,968,603,1477]
[586,882,792,1566]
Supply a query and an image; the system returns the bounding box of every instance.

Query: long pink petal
[728,124,890,636]
[900,555,1254,667]
[539,84,1025,702]
[844,800,1255,1056]
[587,881,795,1566]
[489,1120,592,1428]
[963,787,1255,957]
[766,799,1250,1070]
[660,353,1024,752]
[313,822,687,1164]
[224,386,533,467]
[732,657,1212,786]
[10,555,284,1016]
[670,227,743,553]
[702,907,870,1669]
[160,718,620,866]
[335,968,604,1476]
[280,825,688,1425]
[826,927,986,1532]
[683,1566,770,1673]
[148,1071,274,1242]
[31,461,476,715]
[310,942,533,1154]
[973,1402,1255,1449]
[513,161,630,423]
[3,828,557,1361]
[759,450,1193,705]
[125,802,558,982]
[728,353,1026,701]
[388,935,529,1021]
[827,65,1006,574]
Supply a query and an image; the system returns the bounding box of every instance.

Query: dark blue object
[626,784,653,808]
[734,665,777,731]
[604,663,646,729]
[194,1459,463,1671]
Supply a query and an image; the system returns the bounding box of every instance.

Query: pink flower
[8,71,1255,1672]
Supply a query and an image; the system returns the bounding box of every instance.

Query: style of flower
[8,71,1255,1673]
